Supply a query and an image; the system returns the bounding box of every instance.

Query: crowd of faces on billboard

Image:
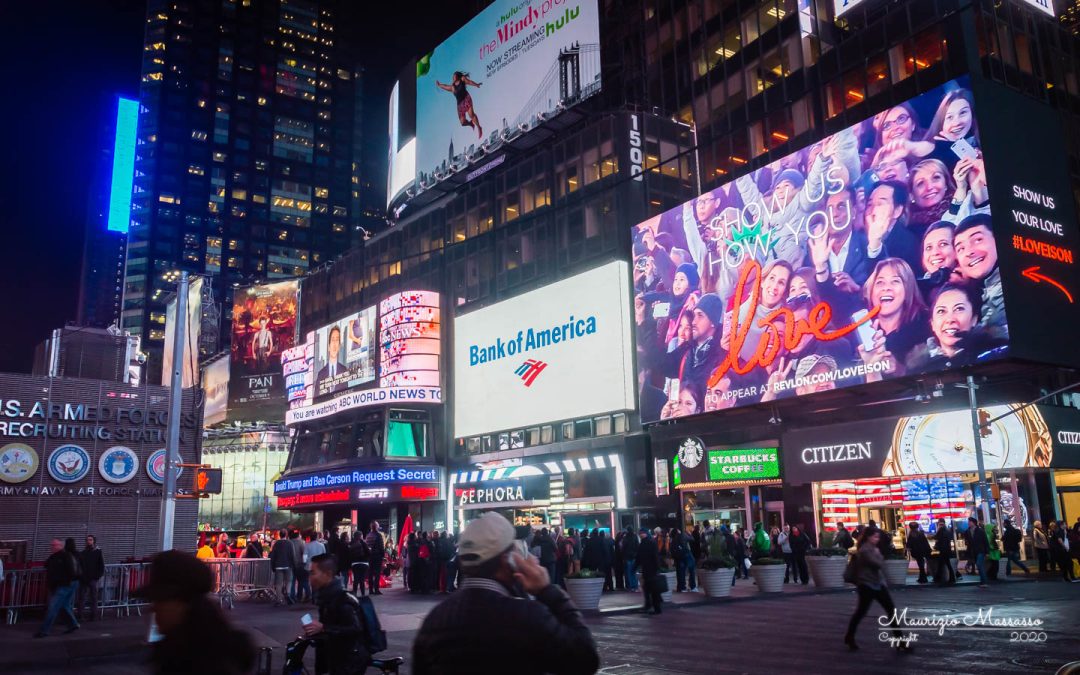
[634,76,1008,424]
[229,280,298,420]
[313,308,377,398]
[414,0,601,183]
[379,291,441,388]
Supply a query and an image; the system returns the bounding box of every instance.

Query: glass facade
[198,432,292,531]
[126,0,378,380]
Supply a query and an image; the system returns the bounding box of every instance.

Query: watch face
[895,405,1026,475]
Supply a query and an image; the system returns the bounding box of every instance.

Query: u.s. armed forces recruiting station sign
[0,399,199,444]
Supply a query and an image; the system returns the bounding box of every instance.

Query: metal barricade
[0,558,272,623]
[213,558,275,609]
[2,568,47,625]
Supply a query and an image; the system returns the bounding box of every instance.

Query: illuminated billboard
[201,355,229,427]
[380,291,440,388]
[229,280,298,421]
[162,276,203,388]
[453,261,634,438]
[414,0,601,185]
[314,307,377,399]
[633,76,1014,423]
[107,96,138,233]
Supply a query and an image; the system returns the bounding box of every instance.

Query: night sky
[0,0,475,374]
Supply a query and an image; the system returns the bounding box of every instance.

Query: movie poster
[633,76,1009,423]
[228,280,298,421]
[314,307,377,399]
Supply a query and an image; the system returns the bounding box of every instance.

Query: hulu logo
[545,5,580,36]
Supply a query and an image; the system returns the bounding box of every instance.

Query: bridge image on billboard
[414,0,601,185]
[633,76,1010,424]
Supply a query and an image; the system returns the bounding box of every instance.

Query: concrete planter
[749,564,786,592]
[660,571,676,601]
[698,568,734,598]
[564,577,605,611]
[883,558,910,587]
[807,556,848,588]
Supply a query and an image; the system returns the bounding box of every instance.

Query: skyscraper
[78,94,137,330]
[125,0,372,381]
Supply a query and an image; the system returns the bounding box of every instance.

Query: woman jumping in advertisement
[436,71,484,139]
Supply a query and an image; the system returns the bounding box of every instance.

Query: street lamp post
[965,375,992,523]
[159,271,189,551]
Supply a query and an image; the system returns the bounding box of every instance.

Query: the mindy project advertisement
[229,280,298,421]
[633,76,1011,423]
[414,0,601,183]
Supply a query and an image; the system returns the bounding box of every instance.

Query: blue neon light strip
[106,97,139,233]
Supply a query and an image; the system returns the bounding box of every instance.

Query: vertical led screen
[201,356,229,427]
[229,280,298,421]
[107,96,138,234]
[313,308,377,398]
[379,291,440,388]
[633,76,1011,423]
[414,0,601,183]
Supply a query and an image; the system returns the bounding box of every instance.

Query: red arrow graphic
[1021,266,1074,303]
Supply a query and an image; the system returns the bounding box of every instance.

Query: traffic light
[977,408,992,438]
[195,467,223,495]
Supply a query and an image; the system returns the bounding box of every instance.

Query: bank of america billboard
[414,0,601,185]
[453,261,634,438]
[633,76,1023,424]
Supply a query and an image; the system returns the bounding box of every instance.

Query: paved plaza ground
[2,574,1077,674]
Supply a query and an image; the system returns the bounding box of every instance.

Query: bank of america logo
[514,359,548,386]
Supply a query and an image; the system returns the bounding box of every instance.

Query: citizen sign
[1058,431,1080,445]
[800,442,873,465]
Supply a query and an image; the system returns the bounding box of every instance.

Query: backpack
[347,592,387,653]
[842,553,858,584]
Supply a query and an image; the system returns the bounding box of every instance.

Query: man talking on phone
[412,512,599,675]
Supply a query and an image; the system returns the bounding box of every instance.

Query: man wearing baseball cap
[136,550,255,674]
[412,513,599,674]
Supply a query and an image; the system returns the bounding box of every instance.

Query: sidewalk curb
[591,576,1038,616]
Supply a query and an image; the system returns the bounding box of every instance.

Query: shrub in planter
[698,556,736,598]
[749,557,786,592]
[659,567,676,601]
[564,569,605,611]
[806,548,849,588]
[882,553,911,587]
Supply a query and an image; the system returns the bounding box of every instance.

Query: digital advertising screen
[453,261,635,438]
[228,280,298,421]
[162,277,203,388]
[314,307,377,399]
[201,355,229,427]
[633,76,1014,424]
[379,291,440,388]
[414,0,601,184]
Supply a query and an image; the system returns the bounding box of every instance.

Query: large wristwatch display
[882,404,1053,476]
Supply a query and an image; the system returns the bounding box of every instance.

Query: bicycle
[281,637,404,674]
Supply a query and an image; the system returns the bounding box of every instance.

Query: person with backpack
[348,534,370,596]
[305,553,372,675]
[933,518,956,586]
[271,529,297,606]
[365,522,386,595]
[1001,518,1029,576]
[967,516,990,587]
[833,522,855,551]
[670,528,696,592]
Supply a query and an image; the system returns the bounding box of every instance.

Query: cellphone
[300,613,313,626]
[951,138,979,161]
[851,310,876,351]
[652,302,670,319]
[668,379,681,402]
